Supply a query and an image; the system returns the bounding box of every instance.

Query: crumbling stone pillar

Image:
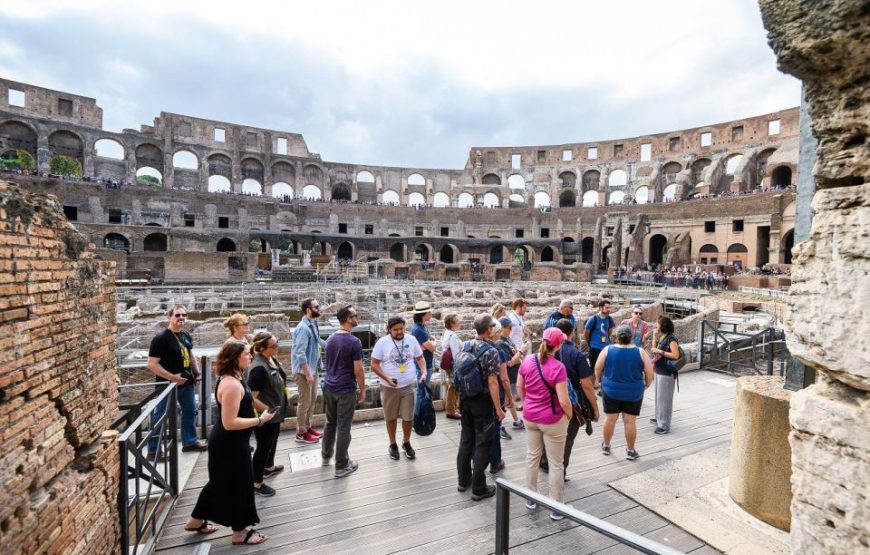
[759,1,870,553]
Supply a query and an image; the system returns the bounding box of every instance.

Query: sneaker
[626,448,639,461]
[471,485,496,501]
[601,443,611,456]
[263,465,284,478]
[308,428,323,437]
[550,505,572,521]
[321,455,332,466]
[457,483,470,492]
[304,430,321,442]
[654,427,670,435]
[499,426,512,440]
[254,483,276,497]
[295,432,318,444]
[490,460,505,474]
[402,441,416,460]
[525,499,537,510]
[649,418,657,423]
[512,420,525,430]
[334,460,359,478]
[388,443,400,460]
[446,412,462,420]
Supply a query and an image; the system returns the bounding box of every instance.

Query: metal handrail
[494,478,685,555]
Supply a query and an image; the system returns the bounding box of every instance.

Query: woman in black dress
[184,340,275,545]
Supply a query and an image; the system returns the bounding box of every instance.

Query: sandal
[232,529,267,545]
[184,520,217,534]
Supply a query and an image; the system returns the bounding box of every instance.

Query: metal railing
[494,479,684,554]
[699,319,787,375]
[113,383,179,555]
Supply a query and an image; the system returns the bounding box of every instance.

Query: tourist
[185,340,274,546]
[494,317,523,432]
[371,316,427,460]
[410,301,437,386]
[490,303,507,320]
[487,317,520,473]
[651,316,680,435]
[540,319,599,478]
[517,327,572,520]
[248,332,289,497]
[291,298,326,444]
[223,313,252,346]
[322,304,366,478]
[619,305,651,349]
[544,299,576,332]
[595,326,654,461]
[456,314,505,501]
[440,313,463,420]
[147,304,206,458]
[584,299,615,370]
[506,298,531,429]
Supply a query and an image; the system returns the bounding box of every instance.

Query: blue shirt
[544,311,576,333]
[601,346,645,402]
[291,316,326,375]
[585,314,615,350]
[410,322,433,374]
[556,340,592,394]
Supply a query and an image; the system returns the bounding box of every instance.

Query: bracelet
[257,415,262,427]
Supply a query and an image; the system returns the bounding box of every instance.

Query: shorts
[602,393,643,416]
[381,384,415,421]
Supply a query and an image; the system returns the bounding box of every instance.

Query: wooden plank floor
[156,371,736,554]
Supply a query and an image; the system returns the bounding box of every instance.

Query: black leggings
[252,422,281,482]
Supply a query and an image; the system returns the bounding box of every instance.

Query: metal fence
[699,319,788,376]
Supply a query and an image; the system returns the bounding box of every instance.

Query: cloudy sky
[1,0,800,168]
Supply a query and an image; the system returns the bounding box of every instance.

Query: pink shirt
[519,354,567,425]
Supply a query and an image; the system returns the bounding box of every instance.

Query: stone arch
[356,170,375,183]
[304,164,323,184]
[389,242,405,262]
[382,189,400,205]
[483,191,499,208]
[534,191,551,208]
[661,161,682,184]
[172,149,199,170]
[415,243,432,261]
[608,169,627,187]
[217,237,237,252]
[489,245,505,264]
[559,171,577,188]
[482,173,501,186]
[272,182,293,199]
[336,241,354,260]
[135,166,162,187]
[508,194,526,207]
[756,148,777,187]
[0,120,38,160]
[541,246,555,262]
[135,143,163,172]
[508,174,525,190]
[582,190,598,207]
[513,246,532,265]
[94,138,125,160]
[691,158,712,185]
[48,130,84,167]
[143,232,168,252]
[242,179,262,196]
[771,165,793,187]
[103,232,130,252]
[725,154,743,175]
[662,184,678,201]
[781,229,795,264]
[634,186,650,204]
[408,192,426,207]
[582,170,600,193]
[433,192,450,207]
[207,153,232,178]
[439,244,459,264]
[699,243,719,264]
[332,182,351,201]
[559,189,576,207]
[302,185,322,200]
[649,234,668,265]
[208,175,231,193]
[458,192,474,208]
[240,157,264,182]
[608,191,626,205]
[272,161,296,184]
[727,242,749,267]
[407,173,425,186]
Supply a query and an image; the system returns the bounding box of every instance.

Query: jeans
[457,395,495,495]
[148,382,198,454]
[489,388,506,467]
[253,423,281,482]
[322,389,357,468]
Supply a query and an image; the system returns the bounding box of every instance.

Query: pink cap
[542,327,567,348]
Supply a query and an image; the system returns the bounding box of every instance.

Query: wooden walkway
[156,371,736,554]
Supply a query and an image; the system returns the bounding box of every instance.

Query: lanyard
[391,337,409,364]
[172,332,190,368]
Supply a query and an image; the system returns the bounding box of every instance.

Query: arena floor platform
[156,370,737,554]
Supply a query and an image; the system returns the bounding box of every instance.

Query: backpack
[660,335,687,376]
[453,340,494,398]
[413,382,437,436]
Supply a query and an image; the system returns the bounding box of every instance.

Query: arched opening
[304,164,323,184]
[217,238,237,252]
[582,190,598,207]
[508,194,526,207]
[755,148,776,188]
[302,185,322,200]
[782,229,794,264]
[50,155,82,177]
[771,166,792,187]
[661,161,682,184]
[691,158,711,185]
[608,191,625,205]
[541,246,554,262]
[489,245,504,264]
[534,191,551,208]
[208,175,231,193]
[408,192,425,207]
[382,190,400,205]
[240,157,264,182]
[433,192,450,207]
[0,120,38,161]
[482,173,501,186]
[415,244,431,261]
[337,241,354,260]
[725,154,743,175]
[582,170,600,193]
[508,174,525,190]
[727,243,749,268]
[699,243,719,264]
[608,169,627,187]
[649,234,668,265]
[483,192,499,208]
[439,244,456,264]
[172,150,199,170]
[94,138,125,160]
[458,193,474,208]
[48,130,84,167]
[662,184,678,202]
[389,243,405,262]
[207,153,232,178]
[559,171,576,189]
[271,161,296,185]
[601,245,611,268]
[332,183,351,201]
[143,233,168,252]
[249,238,268,253]
[135,166,162,187]
[581,237,594,264]
[272,182,293,199]
[407,173,425,186]
[559,189,576,207]
[514,247,529,265]
[242,178,262,196]
[356,170,375,183]
[103,233,129,252]
[135,143,163,173]
[634,186,649,204]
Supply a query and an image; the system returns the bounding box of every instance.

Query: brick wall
[0,182,120,555]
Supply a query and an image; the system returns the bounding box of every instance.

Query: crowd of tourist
[146,295,687,545]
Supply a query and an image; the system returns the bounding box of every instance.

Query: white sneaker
[525,499,537,510]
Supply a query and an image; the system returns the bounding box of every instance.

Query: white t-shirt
[440,329,463,366]
[507,311,525,348]
[372,334,424,388]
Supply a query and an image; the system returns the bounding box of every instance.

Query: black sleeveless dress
[191,377,259,530]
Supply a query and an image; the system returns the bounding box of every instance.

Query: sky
[0,0,801,169]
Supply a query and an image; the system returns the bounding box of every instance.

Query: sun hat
[412,301,433,314]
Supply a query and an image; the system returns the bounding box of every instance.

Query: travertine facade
[759,0,870,552]
[0,183,119,555]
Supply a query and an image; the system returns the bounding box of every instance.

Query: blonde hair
[223,313,248,337]
[537,340,557,363]
[490,303,506,318]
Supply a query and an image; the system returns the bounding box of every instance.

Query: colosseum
[0,77,797,284]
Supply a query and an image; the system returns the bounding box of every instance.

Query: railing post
[200,355,209,440]
[766,327,775,376]
[117,438,129,555]
[495,481,510,554]
[168,385,179,494]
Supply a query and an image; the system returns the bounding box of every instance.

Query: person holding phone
[248,333,289,496]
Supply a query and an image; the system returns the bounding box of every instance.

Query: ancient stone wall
[0,182,120,554]
[759,0,869,552]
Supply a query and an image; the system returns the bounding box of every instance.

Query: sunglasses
[633,312,642,315]
[173,313,187,318]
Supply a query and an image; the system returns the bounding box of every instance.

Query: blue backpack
[413,382,437,436]
[453,340,494,398]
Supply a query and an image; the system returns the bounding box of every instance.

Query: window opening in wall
[415,226,423,237]
[540,228,550,238]
[606,226,614,237]
[246,132,258,147]
[515,229,524,238]
[184,213,195,227]
[700,132,712,147]
[218,216,229,229]
[537,150,546,163]
[276,137,288,155]
[668,137,681,151]
[228,256,245,272]
[640,143,651,162]
[365,224,373,235]
[8,89,24,107]
[731,126,744,141]
[613,144,624,157]
[629,224,636,234]
[485,151,497,166]
[108,209,123,224]
[511,154,521,169]
[705,221,716,233]
[63,206,78,221]
[214,128,225,142]
[562,149,572,161]
[57,98,73,116]
[768,119,781,135]
[587,147,598,160]
[733,219,744,232]
[339,223,348,234]
[440,226,449,237]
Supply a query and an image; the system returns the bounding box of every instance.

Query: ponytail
[538,341,554,362]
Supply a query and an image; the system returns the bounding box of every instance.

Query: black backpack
[453,340,494,398]
[413,383,437,436]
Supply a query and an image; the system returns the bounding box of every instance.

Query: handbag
[534,355,584,426]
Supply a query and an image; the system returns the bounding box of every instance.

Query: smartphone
[267,406,280,414]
